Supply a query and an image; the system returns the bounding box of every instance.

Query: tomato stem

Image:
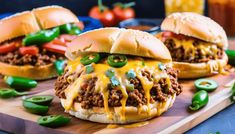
[98,0,106,12]
[113,2,136,9]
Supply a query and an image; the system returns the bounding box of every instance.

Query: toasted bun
[0,62,57,80]
[161,12,228,49]
[61,94,176,124]
[174,53,228,79]
[66,28,172,62]
[0,5,79,43]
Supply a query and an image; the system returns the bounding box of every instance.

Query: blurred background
[1,0,235,36]
[0,0,208,18]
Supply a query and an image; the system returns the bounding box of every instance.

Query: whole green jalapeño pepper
[24,95,54,106]
[23,27,60,46]
[0,89,27,98]
[107,55,127,68]
[38,115,71,128]
[189,90,209,111]
[54,60,66,76]
[4,76,37,90]
[59,23,81,35]
[23,100,49,115]
[225,49,235,66]
[80,53,100,65]
[194,79,218,92]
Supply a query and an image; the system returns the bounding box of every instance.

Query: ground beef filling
[55,67,182,109]
[0,50,64,66]
[164,39,223,63]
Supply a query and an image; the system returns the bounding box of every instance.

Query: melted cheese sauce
[170,37,219,60]
[106,121,149,129]
[63,56,171,121]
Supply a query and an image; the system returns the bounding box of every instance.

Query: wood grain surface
[0,41,234,134]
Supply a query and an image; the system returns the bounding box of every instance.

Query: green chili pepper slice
[85,65,94,74]
[24,95,54,106]
[54,60,66,76]
[225,50,235,65]
[107,55,127,68]
[189,90,209,111]
[38,115,71,128]
[23,100,49,115]
[68,26,82,35]
[0,89,27,98]
[23,27,60,46]
[80,53,100,65]
[4,76,37,90]
[194,79,218,92]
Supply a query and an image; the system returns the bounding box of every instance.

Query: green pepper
[194,79,218,92]
[24,95,54,106]
[226,50,235,66]
[59,23,81,35]
[105,69,115,78]
[54,60,66,76]
[126,69,136,79]
[23,100,49,115]
[189,90,209,111]
[126,84,135,91]
[158,63,166,71]
[85,65,94,74]
[110,76,120,87]
[37,115,71,128]
[0,89,27,98]
[80,53,100,65]
[107,55,127,68]
[4,76,37,90]
[231,82,235,102]
[23,27,60,46]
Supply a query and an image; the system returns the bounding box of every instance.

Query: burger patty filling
[0,49,64,66]
[161,32,224,63]
[55,62,182,109]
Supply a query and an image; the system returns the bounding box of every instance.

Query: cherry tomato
[19,46,39,56]
[0,40,21,54]
[43,43,67,54]
[89,0,115,27]
[113,2,135,23]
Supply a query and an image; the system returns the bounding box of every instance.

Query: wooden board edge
[160,81,234,134]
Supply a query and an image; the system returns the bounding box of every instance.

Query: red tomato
[113,6,135,23]
[52,38,66,46]
[43,43,67,54]
[89,6,115,27]
[0,40,21,54]
[19,46,39,56]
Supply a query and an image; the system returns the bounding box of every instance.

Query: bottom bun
[173,53,228,79]
[0,62,57,80]
[61,94,176,124]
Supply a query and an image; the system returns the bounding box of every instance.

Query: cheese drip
[171,37,219,60]
[63,56,171,120]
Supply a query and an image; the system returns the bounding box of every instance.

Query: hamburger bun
[161,12,228,49]
[0,6,79,80]
[159,12,228,79]
[66,27,172,62]
[56,28,182,124]
[61,94,176,124]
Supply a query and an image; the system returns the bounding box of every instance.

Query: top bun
[161,12,228,49]
[66,28,172,61]
[0,5,79,43]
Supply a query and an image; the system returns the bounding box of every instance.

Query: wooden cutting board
[0,71,234,134]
